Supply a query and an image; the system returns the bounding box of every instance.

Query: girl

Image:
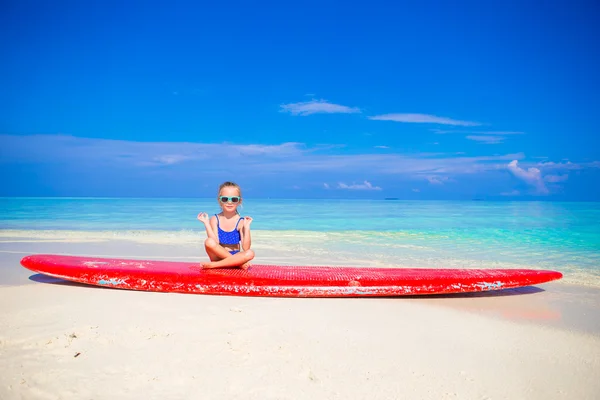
[197,181,255,269]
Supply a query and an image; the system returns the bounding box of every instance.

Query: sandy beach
[1,235,600,400]
[3,0,599,397]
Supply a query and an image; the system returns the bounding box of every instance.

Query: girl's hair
[218,181,242,198]
[218,181,242,214]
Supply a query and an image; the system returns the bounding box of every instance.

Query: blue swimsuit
[216,214,243,254]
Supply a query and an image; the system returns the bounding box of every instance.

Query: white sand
[1,239,600,399]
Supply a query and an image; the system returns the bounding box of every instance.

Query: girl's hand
[197,212,209,224]
[243,216,253,229]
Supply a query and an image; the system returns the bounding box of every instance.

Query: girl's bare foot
[198,261,249,270]
[240,261,252,270]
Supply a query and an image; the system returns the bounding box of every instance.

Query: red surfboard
[21,254,563,297]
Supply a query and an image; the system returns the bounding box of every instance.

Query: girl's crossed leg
[202,237,255,270]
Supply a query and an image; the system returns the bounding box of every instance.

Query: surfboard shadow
[28,274,113,290]
[403,285,547,299]
[29,273,548,298]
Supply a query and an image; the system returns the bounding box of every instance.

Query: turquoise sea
[1,198,599,286]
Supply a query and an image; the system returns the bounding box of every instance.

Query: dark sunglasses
[219,196,241,203]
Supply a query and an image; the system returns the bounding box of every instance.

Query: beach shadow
[339,285,547,300]
[28,273,549,299]
[412,286,563,322]
[405,285,547,299]
[29,274,112,290]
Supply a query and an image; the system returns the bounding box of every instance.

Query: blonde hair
[217,181,242,213]
[218,181,241,196]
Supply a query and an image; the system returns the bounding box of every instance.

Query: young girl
[197,181,255,269]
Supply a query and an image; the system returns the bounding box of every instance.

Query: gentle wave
[2,229,599,287]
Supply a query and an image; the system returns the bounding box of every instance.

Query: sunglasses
[219,196,241,203]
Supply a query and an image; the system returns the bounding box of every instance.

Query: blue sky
[1,0,599,200]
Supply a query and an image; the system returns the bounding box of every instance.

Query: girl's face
[219,186,241,212]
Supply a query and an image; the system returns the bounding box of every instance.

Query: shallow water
[1,198,599,286]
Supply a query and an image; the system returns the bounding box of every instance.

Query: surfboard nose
[21,254,54,273]
[21,255,36,269]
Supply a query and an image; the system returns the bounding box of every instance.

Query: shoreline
[1,237,600,399]
[2,228,599,288]
[2,235,600,336]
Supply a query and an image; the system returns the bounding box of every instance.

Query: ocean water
[1,198,599,286]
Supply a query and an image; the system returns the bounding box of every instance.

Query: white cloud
[323,183,330,189]
[412,188,420,192]
[230,142,304,156]
[2,134,597,196]
[501,190,520,196]
[466,135,505,144]
[151,154,191,165]
[337,181,382,191]
[474,131,523,135]
[432,129,524,135]
[374,145,390,149]
[369,113,481,126]
[433,129,522,145]
[507,160,548,194]
[0,134,305,169]
[280,99,361,116]
[426,176,449,185]
[536,161,583,170]
[544,174,569,183]
[372,152,525,177]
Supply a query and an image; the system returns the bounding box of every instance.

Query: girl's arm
[198,212,218,241]
[207,216,219,242]
[240,217,252,250]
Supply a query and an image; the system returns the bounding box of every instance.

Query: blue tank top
[216,214,242,245]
